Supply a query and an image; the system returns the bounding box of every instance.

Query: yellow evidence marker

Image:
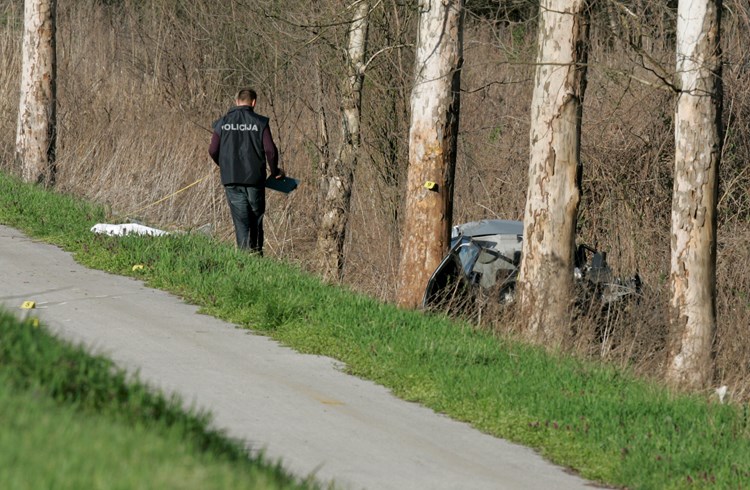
[19,301,40,327]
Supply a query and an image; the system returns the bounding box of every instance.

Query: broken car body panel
[423,219,641,309]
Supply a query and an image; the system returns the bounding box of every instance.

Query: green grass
[2,172,750,489]
[0,310,315,490]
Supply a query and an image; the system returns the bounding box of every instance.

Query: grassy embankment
[0,310,316,490]
[1,171,749,489]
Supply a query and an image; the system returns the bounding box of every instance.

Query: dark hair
[236,88,257,103]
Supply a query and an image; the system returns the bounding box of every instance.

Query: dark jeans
[224,185,265,254]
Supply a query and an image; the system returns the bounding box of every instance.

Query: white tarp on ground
[90,223,168,237]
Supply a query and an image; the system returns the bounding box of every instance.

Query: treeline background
[1,0,749,398]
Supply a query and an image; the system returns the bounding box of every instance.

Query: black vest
[213,106,269,186]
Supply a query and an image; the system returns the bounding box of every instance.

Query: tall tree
[316,1,370,281]
[666,0,723,390]
[518,0,592,345]
[396,0,464,308]
[16,0,57,186]
[314,53,332,216]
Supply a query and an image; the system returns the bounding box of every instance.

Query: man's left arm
[263,125,284,178]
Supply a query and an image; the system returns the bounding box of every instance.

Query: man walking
[209,88,284,255]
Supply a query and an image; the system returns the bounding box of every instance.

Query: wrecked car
[423,219,641,311]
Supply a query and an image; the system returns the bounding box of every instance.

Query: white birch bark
[518,0,590,344]
[396,0,464,308]
[315,55,331,209]
[316,2,369,281]
[666,0,722,390]
[16,0,57,186]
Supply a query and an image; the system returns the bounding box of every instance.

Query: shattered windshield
[455,239,481,276]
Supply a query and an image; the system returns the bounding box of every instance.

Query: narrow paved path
[0,225,596,490]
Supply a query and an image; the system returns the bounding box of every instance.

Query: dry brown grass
[1,0,748,399]
[0,1,21,167]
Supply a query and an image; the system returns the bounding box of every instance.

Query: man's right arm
[208,132,220,164]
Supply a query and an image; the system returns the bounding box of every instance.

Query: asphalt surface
[0,225,597,490]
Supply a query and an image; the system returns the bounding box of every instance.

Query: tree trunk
[518,0,591,345]
[315,2,370,282]
[666,0,722,390]
[16,0,57,186]
[314,54,331,211]
[396,0,464,309]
